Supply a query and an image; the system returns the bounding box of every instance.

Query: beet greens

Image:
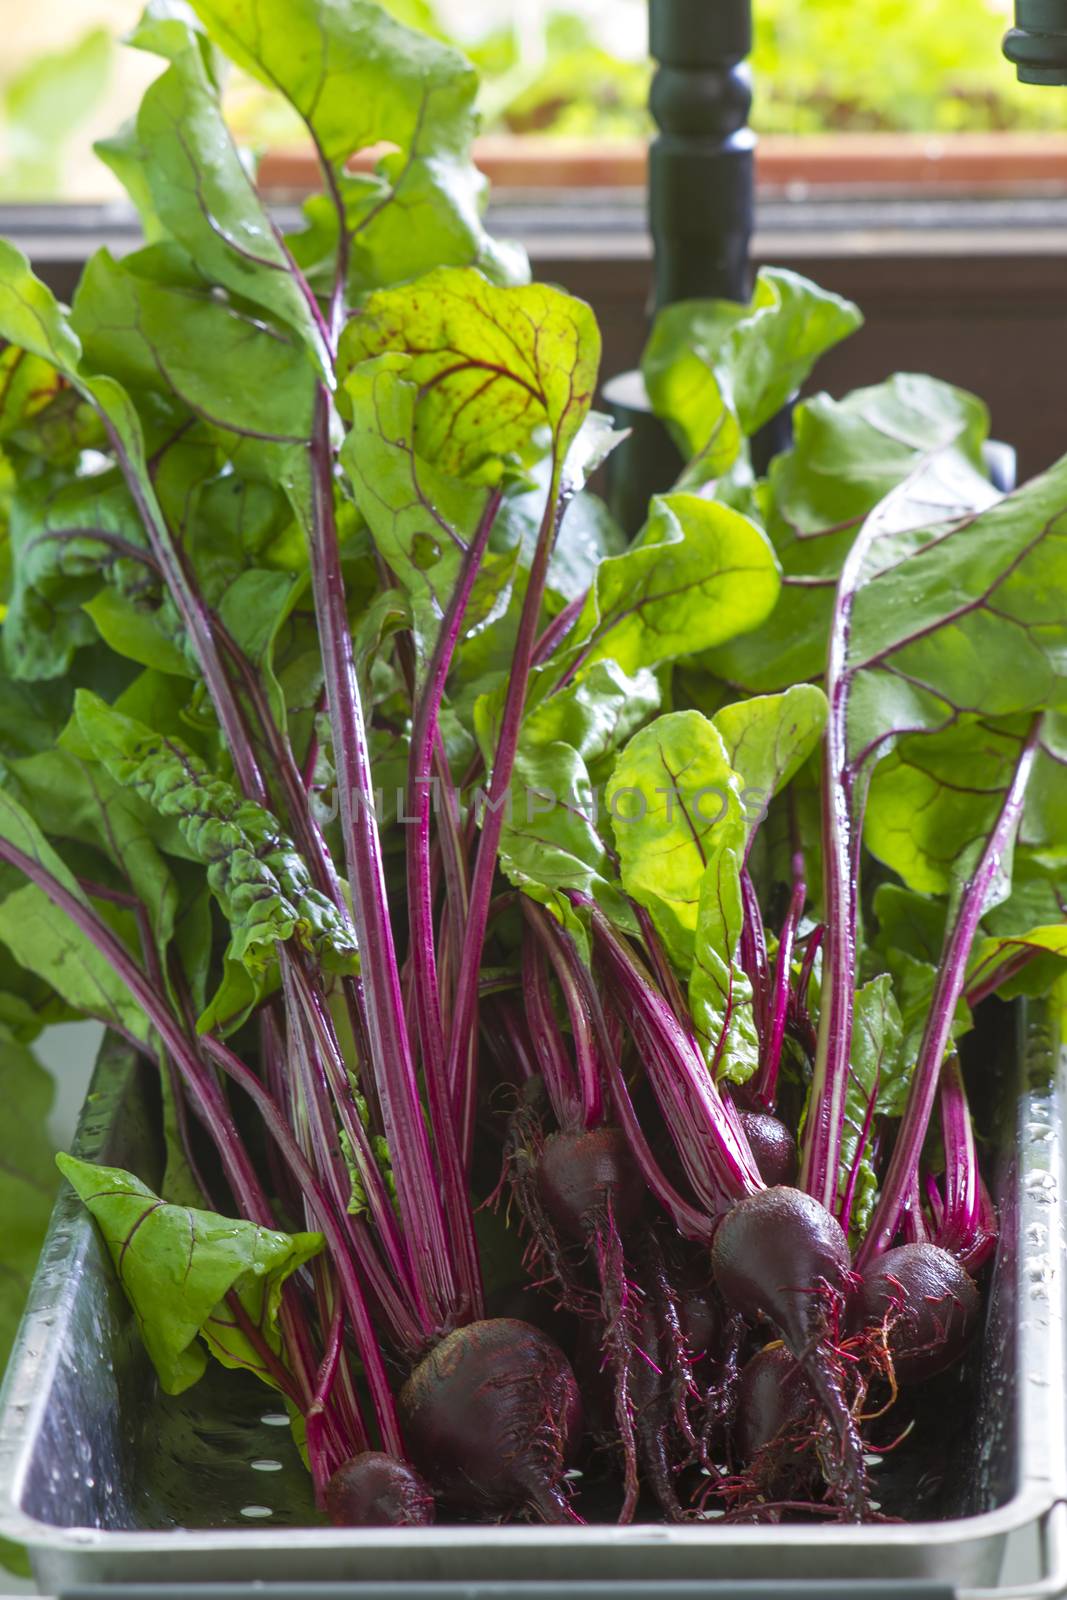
[1,0,1066,1537]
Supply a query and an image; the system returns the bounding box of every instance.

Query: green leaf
[132,36,330,371]
[0,240,84,374]
[518,659,661,771]
[707,374,991,692]
[75,691,358,979]
[0,780,152,1041]
[191,0,523,289]
[482,737,636,945]
[689,821,759,1084]
[190,0,476,169]
[56,1154,322,1395]
[340,355,490,669]
[643,268,861,488]
[9,746,179,956]
[561,493,780,678]
[341,267,599,479]
[863,718,1057,914]
[607,709,744,969]
[0,347,64,441]
[711,683,828,844]
[0,1028,55,1372]
[83,588,193,676]
[71,248,316,445]
[838,975,905,1240]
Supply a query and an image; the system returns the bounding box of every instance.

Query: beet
[855,1242,980,1386]
[535,1125,645,1242]
[735,1344,810,1464]
[738,1111,798,1187]
[711,1186,851,1352]
[399,1318,583,1522]
[325,1452,435,1527]
[712,1186,866,1517]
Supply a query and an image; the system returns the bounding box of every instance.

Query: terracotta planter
[257,131,1067,195]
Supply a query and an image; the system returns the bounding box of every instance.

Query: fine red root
[325,1452,435,1527]
[399,1318,584,1523]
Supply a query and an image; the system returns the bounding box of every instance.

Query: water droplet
[241,1504,273,1519]
[250,1459,283,1473]
[261,1412,289,1427]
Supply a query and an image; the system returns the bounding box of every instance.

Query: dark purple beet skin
[855,1243,981,1385]
[399,1317,583,1521]
[325,1452,435,1526]
[711,1186,852,1355]
[738,1111,799,1187]
[734,1343,811,1464]
[535,1125,645,1242]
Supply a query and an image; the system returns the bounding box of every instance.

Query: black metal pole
[604,0,754,532]
[1004,0,1067,83]
[648,0,755,308]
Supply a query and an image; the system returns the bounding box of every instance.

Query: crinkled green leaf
[711,684,828,845]
[643,268,861,489]
[607,709,744,969]
[708,374,991,692]
[75,691,357,979]
[56,1154,323,1394]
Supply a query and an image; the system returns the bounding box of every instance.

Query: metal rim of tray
[1,1009,1065,1597]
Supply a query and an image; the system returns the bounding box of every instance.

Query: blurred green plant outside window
[0,0,1065,202]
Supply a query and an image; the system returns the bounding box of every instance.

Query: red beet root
[711,1187,851,1352]
[739,1111,798,1187]
[325,1452,435,1527]
[734,1344,810,1464]
[399,1318,583,1522]
[856,1243,980,1386]
[712,1186,865,1517]
[535,1125,645,1242]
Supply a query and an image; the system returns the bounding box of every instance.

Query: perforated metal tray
[1,1005,1065,1598]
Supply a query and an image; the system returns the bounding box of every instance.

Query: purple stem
[406,488,502,1321]
[524,902,603,1130]
[522,926,583,1131]
[754,853,806,1111]
[97,416,269,809]
[589,905,762,1205]
[932,1055,981,1258]
[562,940,713,1241]
[307,385,455,1330]
[965,943,1039,1009]
[446,484,569,1167]
[199,1030,404,1455]
[306,1294,357,1504]
[859,717,1042,1265]
[739,869,771,1043]
[532,594,585,667]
